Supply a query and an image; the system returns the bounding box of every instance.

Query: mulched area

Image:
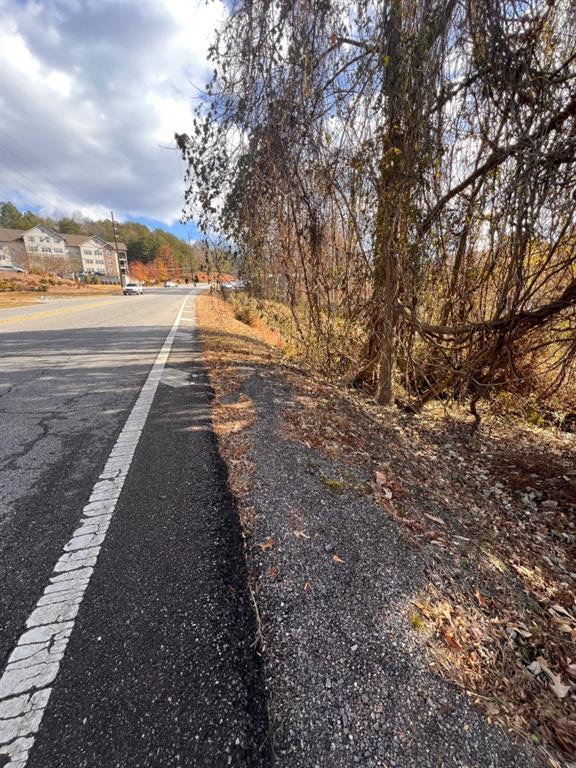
[197,293,575,767]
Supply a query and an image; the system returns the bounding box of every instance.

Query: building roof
[0,228,26,242]
[0,227,128,252]
[106,241,127,251]
[35,224,65,238]
[61,234,91,246]
[1,224,68,240]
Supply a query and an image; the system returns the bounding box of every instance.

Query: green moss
[410,613,426,631]
[319,475,351,493]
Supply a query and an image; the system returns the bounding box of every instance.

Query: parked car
[222,280,246,291]
[164,280,178,288]
[123,281,143,295]
[0,264,25,273]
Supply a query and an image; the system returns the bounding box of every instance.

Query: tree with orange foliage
[129,261,152,283]
[154,244,177,282]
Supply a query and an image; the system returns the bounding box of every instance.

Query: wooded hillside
[0,201,201,269]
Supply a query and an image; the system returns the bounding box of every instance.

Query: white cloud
[0,0,226,222]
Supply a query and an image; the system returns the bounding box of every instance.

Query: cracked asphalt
[0,289,269,767]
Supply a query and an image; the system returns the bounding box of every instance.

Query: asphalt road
[0,289,268,767]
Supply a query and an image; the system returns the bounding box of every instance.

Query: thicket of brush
[179,0,576,424]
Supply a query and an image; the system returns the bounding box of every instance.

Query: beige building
[0,226,128,282]
[0,225,71,274]
[63,234,127,281]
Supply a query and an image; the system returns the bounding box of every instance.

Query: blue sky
[0,0,225,243]
[20,205,202,243]
[128,215,201,243]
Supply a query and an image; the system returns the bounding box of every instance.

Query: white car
[164,281,178,288]
[123,281,143,295]
[0,264,25,273]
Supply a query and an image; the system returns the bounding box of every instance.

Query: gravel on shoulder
[240,370,541,768]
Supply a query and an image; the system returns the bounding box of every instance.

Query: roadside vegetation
[199,291,575,765]
[179,0,575,426]
[184,1,575,760]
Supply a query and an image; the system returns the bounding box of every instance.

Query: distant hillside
[0,201,235,274]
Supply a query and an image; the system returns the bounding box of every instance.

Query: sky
[0,0,227,241]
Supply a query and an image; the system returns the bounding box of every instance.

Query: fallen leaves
[474,589,487,607]
[424,513,446,526]
[506,622,533,639]
[258,537,277,552]
[415,580,575,764]
[535,657,571,700]
[200,290,576,767]
[441,629,463,651]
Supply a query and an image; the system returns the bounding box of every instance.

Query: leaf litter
[198,293,575,766]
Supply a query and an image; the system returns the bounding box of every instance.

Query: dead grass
[0,272,121,305]
[197,291,575,766]
[196,293,282,531]
[0,293,42,309]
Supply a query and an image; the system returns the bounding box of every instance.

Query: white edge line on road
[0,295,192,768]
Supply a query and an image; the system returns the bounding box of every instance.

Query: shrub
[234,299,258,326]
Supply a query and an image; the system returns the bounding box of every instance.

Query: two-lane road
[0,288,268,767]
[1,289,194,662]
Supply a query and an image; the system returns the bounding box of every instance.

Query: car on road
[123,281,143,295]
[221,280,246,291]
[164,281,178,288]
[0,264,25,273]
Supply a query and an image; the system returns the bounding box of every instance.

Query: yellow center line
[0,298,123,326]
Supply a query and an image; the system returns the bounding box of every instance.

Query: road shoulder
[197,293,547,768]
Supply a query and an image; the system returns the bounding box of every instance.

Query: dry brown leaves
[198,293,575,765]
[196,293,280,531]
[280,380,575,765]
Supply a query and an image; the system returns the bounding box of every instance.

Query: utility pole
[111,210,125,287]
[187,232,193,281]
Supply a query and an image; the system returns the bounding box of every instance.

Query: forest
[177,0,575,423]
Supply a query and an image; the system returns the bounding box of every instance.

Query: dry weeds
[198,291,575,766]
[196,293,282,532]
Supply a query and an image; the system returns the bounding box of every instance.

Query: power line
[0,160,54,197]
[0,142,58,191]
[0,130,62,185]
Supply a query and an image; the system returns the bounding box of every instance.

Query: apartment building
[0,225,71,273]
[63,234,128,279]
[0,225,127,282]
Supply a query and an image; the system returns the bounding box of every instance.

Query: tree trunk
[377,243,399,405]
